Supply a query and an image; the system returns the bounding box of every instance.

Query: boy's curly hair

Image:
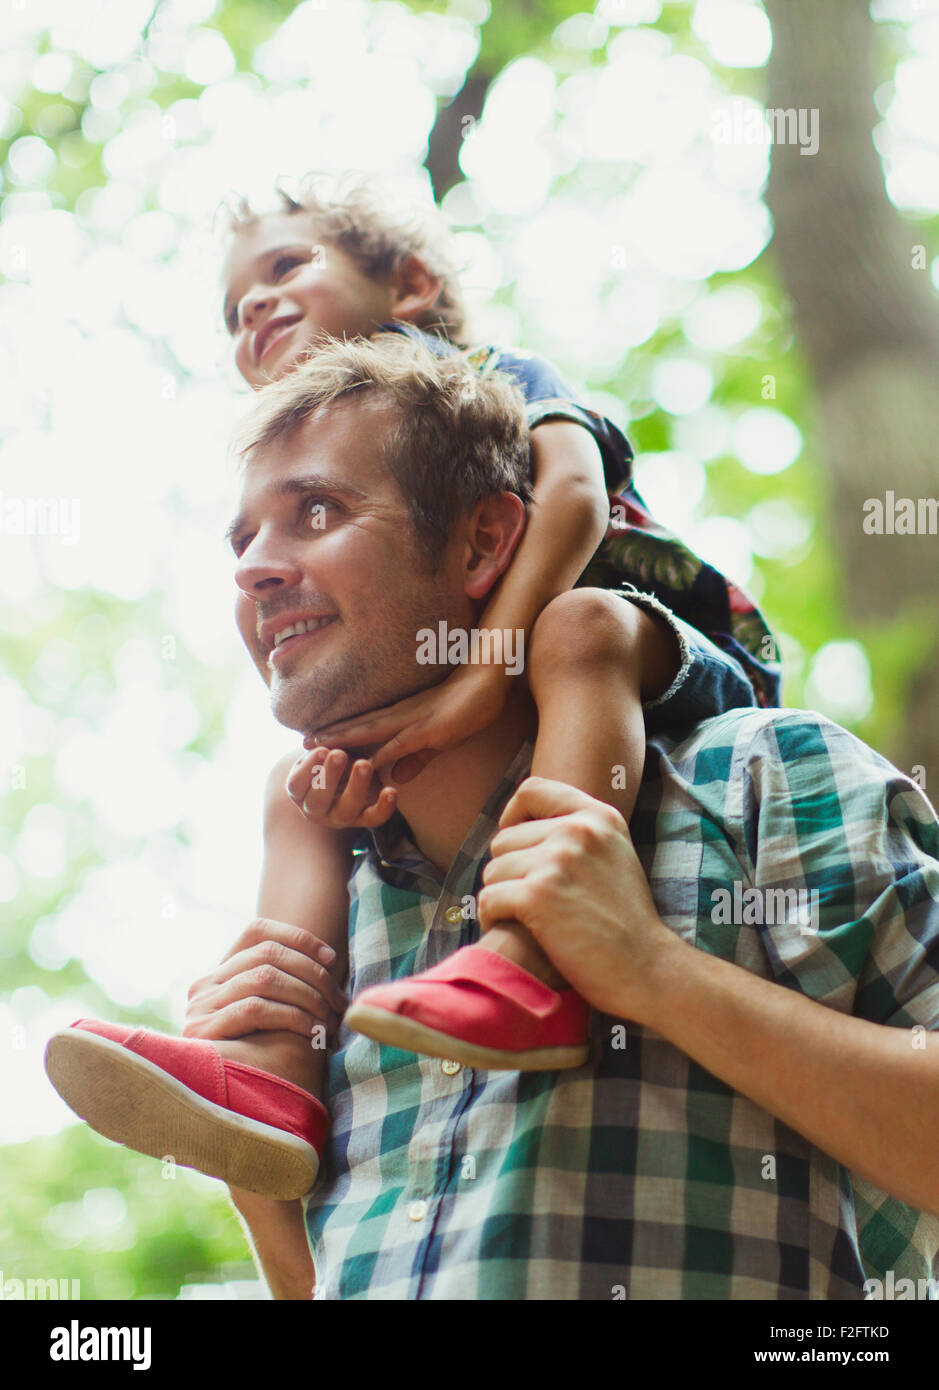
[222,173,469,346]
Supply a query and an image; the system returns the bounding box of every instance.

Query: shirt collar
[365,737,535,890]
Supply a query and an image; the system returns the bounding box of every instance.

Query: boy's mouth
[255,314,304,366]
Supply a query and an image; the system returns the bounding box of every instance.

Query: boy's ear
[390,254,443,324]
[462,492,528,603]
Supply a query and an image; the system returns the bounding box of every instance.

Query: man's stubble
[268,565,469,738]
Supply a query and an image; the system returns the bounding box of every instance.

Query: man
[198,332,939,1300]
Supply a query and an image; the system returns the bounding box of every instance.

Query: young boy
[45,178,780,1202]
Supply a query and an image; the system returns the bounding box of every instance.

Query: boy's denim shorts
[613,584,758,735]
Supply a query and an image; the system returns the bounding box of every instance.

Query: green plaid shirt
[304,709,939,1299]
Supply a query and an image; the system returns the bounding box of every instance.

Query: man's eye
[305,498,335,529]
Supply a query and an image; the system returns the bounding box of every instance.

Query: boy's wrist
[456,660,514,693]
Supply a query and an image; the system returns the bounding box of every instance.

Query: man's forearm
[230,1189,315,1300]
[640,934,939,1216]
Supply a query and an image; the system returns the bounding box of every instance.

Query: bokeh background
[2,0,938,1299]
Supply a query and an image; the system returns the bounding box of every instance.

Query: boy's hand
[286,746,398,830]
[310,666,511,783]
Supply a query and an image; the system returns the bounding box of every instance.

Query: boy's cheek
[235,590,272,686]
[235,339,263,389]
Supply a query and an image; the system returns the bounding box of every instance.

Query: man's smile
[259,610,339,667]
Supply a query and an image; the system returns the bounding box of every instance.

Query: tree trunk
[424,71,492,201]
[763,0,939,781]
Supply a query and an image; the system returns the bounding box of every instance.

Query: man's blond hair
[223,174,468,345]
[235,332,533,568]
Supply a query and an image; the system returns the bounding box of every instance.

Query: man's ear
[389,254,443,325]
[462,492,528,602]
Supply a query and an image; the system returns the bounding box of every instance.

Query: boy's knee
[528,589,641,680]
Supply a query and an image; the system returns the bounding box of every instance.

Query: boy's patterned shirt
[304,708,939,1300]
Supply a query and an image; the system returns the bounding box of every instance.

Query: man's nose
[234,537,304,599]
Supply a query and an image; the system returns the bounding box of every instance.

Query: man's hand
[309,664,511,784]
[478,776,679,1024]
[183,917,349,1041]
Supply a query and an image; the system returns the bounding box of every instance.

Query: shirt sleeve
[486,347,634,495]
[735,711,939,1029]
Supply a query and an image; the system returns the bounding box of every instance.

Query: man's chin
[269,680,327,736]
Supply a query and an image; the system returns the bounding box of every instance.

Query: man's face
[229,397,472,736]
[222,211,396,389]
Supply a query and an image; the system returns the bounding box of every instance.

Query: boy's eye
[272,254,304,279]
[222,253,307,333]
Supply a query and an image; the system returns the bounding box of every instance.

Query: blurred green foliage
[1,1126,250,1301]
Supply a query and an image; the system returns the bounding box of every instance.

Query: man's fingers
[497,776,599,829]
[220,917,337,964]
[184,999,325,1042]
[487,819,555,858]
[480,847,538,885]
[218,917,341,968]
[202,961,346,1025]
[477,881,535,935]
[206,943,349,1016]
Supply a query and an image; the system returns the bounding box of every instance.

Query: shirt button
[444,906,463,924]
[441,1059,461,1076]
[407,1200,428,1222]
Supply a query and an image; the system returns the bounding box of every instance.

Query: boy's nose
[240,292,277,331]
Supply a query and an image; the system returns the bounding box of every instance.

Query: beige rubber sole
[343,1002,588,1071]
[44,1029,319,1200]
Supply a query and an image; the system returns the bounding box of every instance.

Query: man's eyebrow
[224,473,370,548]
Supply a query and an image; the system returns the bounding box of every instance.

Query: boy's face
[222,211,397,388]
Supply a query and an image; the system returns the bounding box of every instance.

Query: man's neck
[380,684,537,877]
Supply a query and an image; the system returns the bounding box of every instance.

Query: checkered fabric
[304,708,939,1299]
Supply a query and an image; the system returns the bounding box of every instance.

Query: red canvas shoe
[44,1020,327,1200]
[344,943,590,1071]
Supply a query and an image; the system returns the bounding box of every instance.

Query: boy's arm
[476,418,610,636]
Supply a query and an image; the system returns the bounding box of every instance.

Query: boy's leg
[190,770,353,1091]
[476,588,679,985]
[212,1033,326,1094]
[45,786,353,1200]
[342,588,682,1069]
